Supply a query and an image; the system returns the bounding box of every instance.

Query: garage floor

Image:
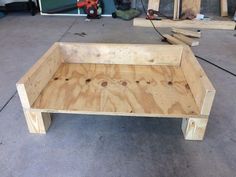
[0,14,236,177]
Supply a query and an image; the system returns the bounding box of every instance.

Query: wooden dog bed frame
[16,43,215,140]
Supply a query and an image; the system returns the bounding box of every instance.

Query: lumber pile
[163,28,201,47]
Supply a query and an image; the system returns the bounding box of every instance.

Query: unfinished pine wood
[163,34,186,45]
[182,0,201,15]
[23,110,51,134]
[220,0,228,17]
[31,63,202,118]
[148,0,160,11]
[182,118,208,140]
[16,43,63,108]
[173,34,199,46]
[133,18,236,30]
[181,46,216,115]
[59,43,183,66]
[172,28,201,38]
[173,0,180,20]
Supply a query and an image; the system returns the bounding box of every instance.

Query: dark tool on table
[146,9,162,20]
[45,0,103,19]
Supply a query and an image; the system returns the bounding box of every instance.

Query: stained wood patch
[32,63,201,118]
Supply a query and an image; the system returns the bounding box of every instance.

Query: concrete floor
[0,14,236,177]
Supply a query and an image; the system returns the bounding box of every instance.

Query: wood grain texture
[17,43,63,108]
[133,18,236,30]
[148,0,160,11]
[182,118,208,140]
[172,28,201,38]
[32,63,202,118]
[163,34,187,45]
[220,0,228,17]
[23,110,51,134]
[181,46,216,115]
[173,34,199,46]
[182,0,201,15]
[59,43,183,66]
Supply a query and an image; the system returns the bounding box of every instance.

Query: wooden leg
[181,118,208,140]
[23,109,51,134]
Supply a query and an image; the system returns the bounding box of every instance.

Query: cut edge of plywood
[133,18,236,30]
[163,34,187,45]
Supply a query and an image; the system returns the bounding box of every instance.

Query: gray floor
[0,14,236,177]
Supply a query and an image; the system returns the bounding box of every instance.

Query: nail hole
[122,81,127,86]
[65,78,69,81]
[101,81,108,87]
[147,81,151,84]
[86,78,92,83]
[168,81,173,85]
[136,81,139,84]
[185,84,190,89]
[54,77,58,80]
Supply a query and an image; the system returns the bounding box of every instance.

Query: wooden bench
[16,43,215,140]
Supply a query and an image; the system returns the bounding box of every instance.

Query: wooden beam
[59,43,183,66]
[220,0,228,17]
[16,43,63,108]
[173,33,199,46]
[173,0,180,20]
[133,18,236,30]
[148,0,160,11]
[182,118,208,140]
[163,34,186,45]
[23,110,51,134]
[182,0,201,15]
[181,46,216,115]
[172,27,201,38]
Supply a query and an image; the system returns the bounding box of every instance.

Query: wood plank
[59,43,183,66]
[182,0,201,15]
[23,109,51,134]
[172,27,201,38]
[148,0,160,11]
[173,33,199,46]
[133,18,236,30]
[32,63,203,118]
[181,46,216,115]
[16,43,63,108]
[182,118,208,140]
[220,0,228,17]
[163,34,187,45]
[173,0,180,20]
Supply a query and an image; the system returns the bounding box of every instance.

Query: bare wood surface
[173,34,199,46]
[182,118,208,140]
[148,0,160,11]
[181,46,216,115]
[59,43,183,66]
[220,0,228,17]
[16,43,62,108]
[133,18,236,30]
[23,110,51,134]
[182,0,201,15]
[32,63,202,118]
[172,28,201,38]
[173,0,180,20]
[163,34,187,45]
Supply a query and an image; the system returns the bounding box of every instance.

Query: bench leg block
[182,118,208,140]
[23,110,51,134]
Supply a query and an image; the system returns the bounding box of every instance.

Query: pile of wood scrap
[163,28,201,47]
